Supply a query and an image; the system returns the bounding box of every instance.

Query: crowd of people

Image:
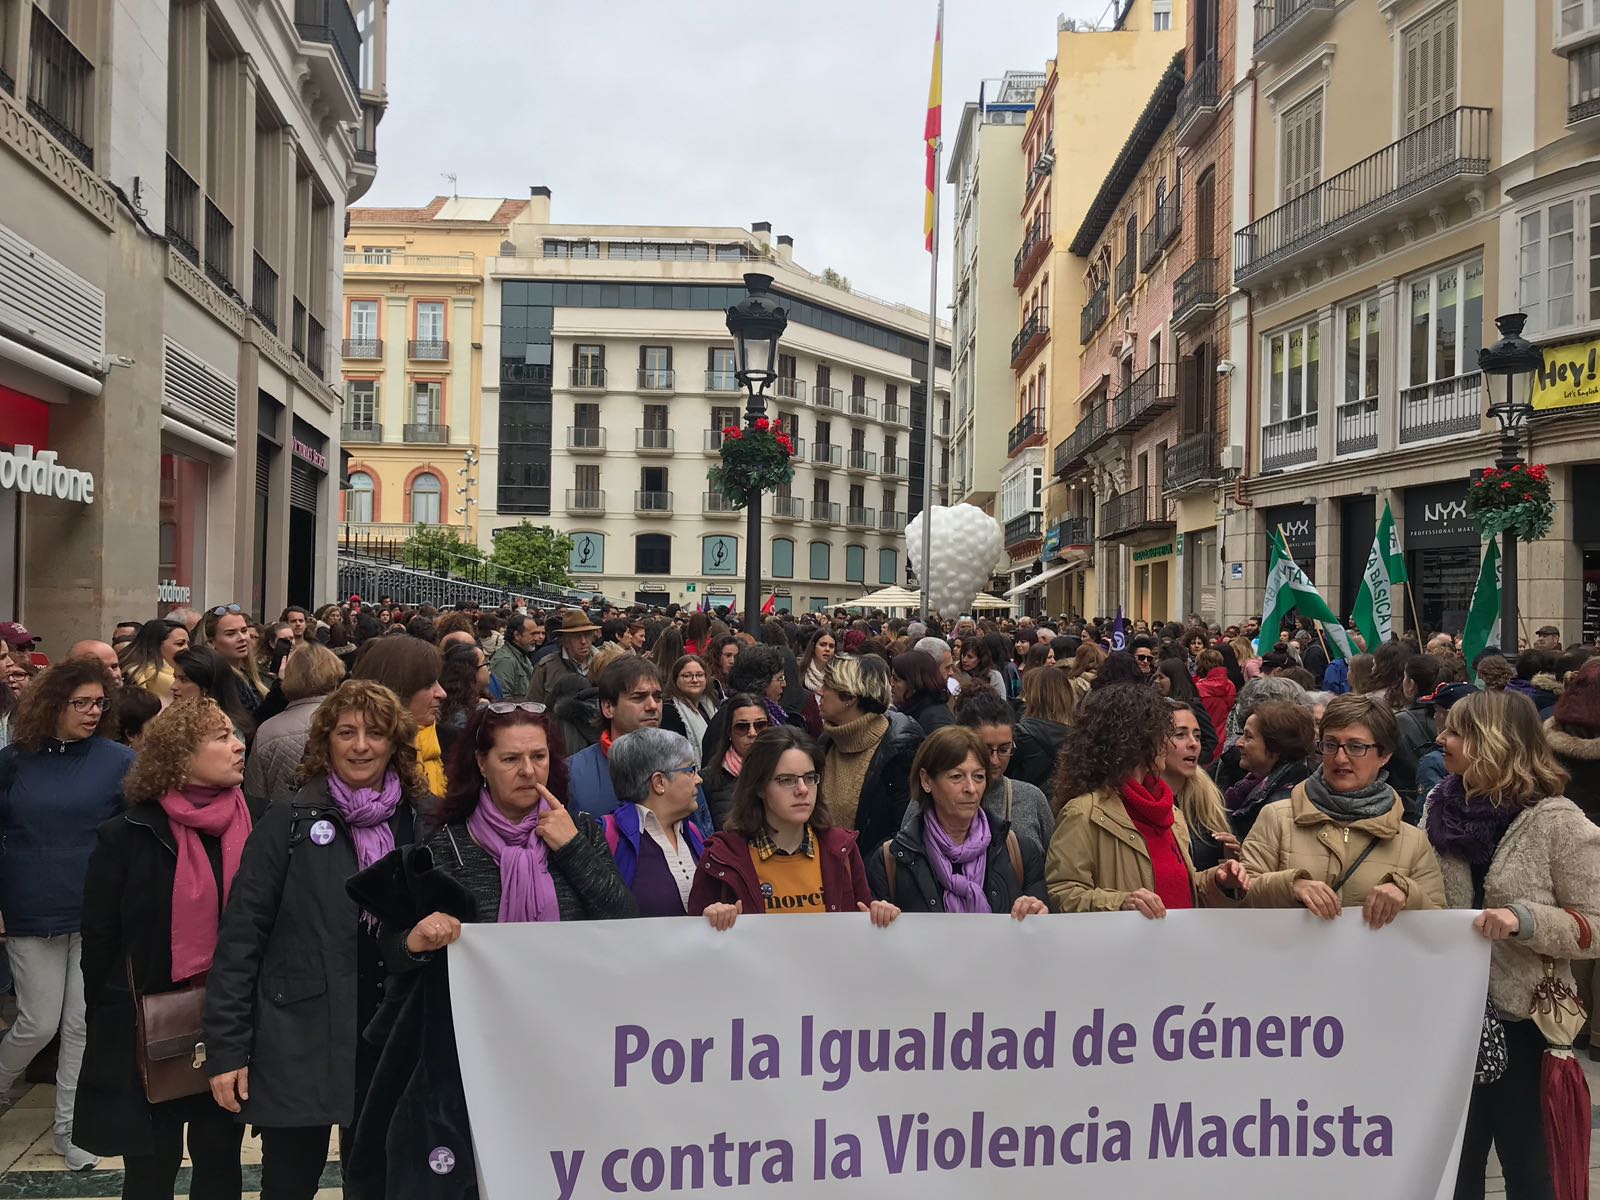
[0,599,1593,1199]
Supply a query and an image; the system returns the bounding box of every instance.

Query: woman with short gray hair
[604,728,707,917]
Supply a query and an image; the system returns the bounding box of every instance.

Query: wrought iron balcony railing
[1141,201,1179,271]
[343,338,382,359]
[204,199,233,290]
[1007,409,1043,454]
[165,156,199,265]
[251,253,278,333]
[27,7,93,167]
[1012,309,1049,365]
[1080,283,1109,344]
[1173,258,1221,330]
[1005,511,1042,547]
[1163,432,1220,492]
[403,423,449,444]
[1398,372,1483,444]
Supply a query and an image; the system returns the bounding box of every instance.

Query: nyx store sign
[1262,503,1316,561]
[1403,481,1475,549]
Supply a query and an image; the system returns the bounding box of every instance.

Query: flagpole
[919,0,943,624]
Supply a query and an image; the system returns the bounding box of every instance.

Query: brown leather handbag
[127,960,210,1103]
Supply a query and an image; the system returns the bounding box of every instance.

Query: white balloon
[905,504,1005,616]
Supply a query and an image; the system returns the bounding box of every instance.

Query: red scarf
[600,729,614,756]
[157,785,253,982]
[1118,774,1193,911]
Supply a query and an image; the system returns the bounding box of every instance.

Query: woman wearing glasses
[701,694,771,829]
[200,605,269,719]
[1239,693,1444,923]
[0,657,133,1170]
[603,728,707,917]
[689,726,897,928]
[660,655,718,763]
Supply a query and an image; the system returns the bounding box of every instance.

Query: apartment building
[1003,0,1186,618]
[472,197,951,611]
[338,196,529,542]
[947,72,1038,525]
[0,0,386,637]
[1222,0,1600,637]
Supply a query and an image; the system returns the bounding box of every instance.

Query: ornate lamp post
[1478,313,1542,651]
[725,273,790,624]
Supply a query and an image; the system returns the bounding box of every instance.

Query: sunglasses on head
[211,604,243,617]
[486,701,547,715]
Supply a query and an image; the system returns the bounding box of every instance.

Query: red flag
[923,2,943,252]
[761,593,777,616]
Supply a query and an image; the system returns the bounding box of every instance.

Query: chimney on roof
[776,234,794,264]
[526,185,552,224]
[750,221,773,251]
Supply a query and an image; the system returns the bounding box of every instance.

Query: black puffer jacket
[898,691,954,734]
[818,709,923,855]
[1009,716,1067,791]
[864,814,1045,912]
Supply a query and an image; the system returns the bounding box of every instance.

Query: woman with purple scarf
[864,726,1049,917]
[204,679,430,1200]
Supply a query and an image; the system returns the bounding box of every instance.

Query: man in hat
[0,622,37,653]
[1536,624,1563,651]
[525,609,601,704]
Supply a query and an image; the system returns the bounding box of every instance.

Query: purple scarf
[327,769,404,872]
[1223,772,1262,813]
[1424,774,1522,867]
[466,787,561,924]
[762,699,790,729]
[922,807,993,914]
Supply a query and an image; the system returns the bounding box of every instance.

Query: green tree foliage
[403,525,484,570]
[490,521,572,588]
[819,267,852,290]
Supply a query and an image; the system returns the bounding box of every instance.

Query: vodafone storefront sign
[0,444,95,504]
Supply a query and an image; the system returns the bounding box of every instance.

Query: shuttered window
[1402,4,1458,179]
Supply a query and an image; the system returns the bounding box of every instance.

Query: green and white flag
[1351,500,1408,650]
[1262,529,1354,660]
[1462,540,1501,682]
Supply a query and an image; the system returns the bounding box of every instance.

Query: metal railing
[307,314,326,379]
[204,199,233,290]
[1013,209,1050,284]
[1054,403,1107,474]
[706,370,740,392]
[1572,44,1600,124]
[27,7,93,167]
[570,366,607,388]
[635,491,674,513]
[773,376,806,402]
[1112,363,1176,432]
[1100,487,1167,539]
[703,492,739,516]
[1173,258,1220,328]
[1399,372,1482,444]
[1080,283,1109,344]
[1058,515,1094,546]
[338,533,610,611]
[883,400,910,426]
[848,394,878,419]
[1236,107,1493,281]
[251,253,278,332]
[566,489,605,512]
[343,337,382,359]
[1335,398,1379,454]
[813,385,843,410]
[1026,134,1053,195]
[355,98,379,166]
[703,429,726,453]
[846,449,878,473]
[773,496,807,520]
[636,428,675,451]
[293,0,361,94]
[881,456,908,478]
[1164,432,1219,491]
[810,443,842,467]
[409,339,449,361]
[845,506,876,528]
[343,251,478,274]
[291,298,307,358]
[880,510,908,532]
[638,368,674,390]
[1141,201,1179,271]
[813,501,842,524]
[165,156,199,264]
[1115,251,1135,299]
[1005,511,1042,547]
[568,426,606,450]
[1012,308,1049,364]
[403,423,448,443]
[0,63,12,96]
[341,423,381,443]
[1255,0,1335,55]
[1175,57,1219,136]
[1007,409,1043,454]
[1261,414,1318,471]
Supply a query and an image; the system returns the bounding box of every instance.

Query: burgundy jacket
[686,828,872,915]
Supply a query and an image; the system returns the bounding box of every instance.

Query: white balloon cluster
[905,504,1005,616]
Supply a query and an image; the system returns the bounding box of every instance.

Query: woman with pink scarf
[76,698,251,1197]
[700,693,772,829]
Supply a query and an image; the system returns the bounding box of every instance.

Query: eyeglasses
[772,771,821,791]
[678,672,707,683]
[487,701,547,715]
[1316,740,1376,759]
[211,604,243,617]
[657,764,700,780]
[986,743,1016,758]
[68,697,109,712]
[732,720,771,734]
[1135,653,1155,664]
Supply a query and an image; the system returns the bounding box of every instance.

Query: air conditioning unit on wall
[1220,444,1245,472]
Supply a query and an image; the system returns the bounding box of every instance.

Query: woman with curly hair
[75,699,248,1193]
[1047,683,1249,917]
[0,657,132,1170]
[203,679,430,1196]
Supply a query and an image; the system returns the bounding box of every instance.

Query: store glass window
[159,450,208,617]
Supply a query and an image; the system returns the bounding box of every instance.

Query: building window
[1519,198,1585,335]
[636,533,671,575]
[349,300,378,341]
[416,302,445,344]
[809,541,831,580]
[347,471,374,522]
[1408,257,1484,390]
[1341,297,1381,406]
[1564,0,1600,36]
[543,239,600,259]
[845,544,866,584]
[410,473,442,524]
[355,0,378,88]
[346,380,378,429]
[1152,0,1172,30]
[1264,319,1321,426]
[411,381,442,427]
[879,548,898,585]
[575,343,604,371]
[772,538,794,578]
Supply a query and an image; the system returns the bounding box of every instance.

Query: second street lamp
[725,273,790,625]
[1478,312,1542,653]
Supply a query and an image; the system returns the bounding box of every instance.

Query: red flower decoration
[1524,493,1534,500]
[1483,467,1499,477]
[1510,464,1522,472]
[754,417,769,430]
[726,429,743,440]
[1501,481,1512,489]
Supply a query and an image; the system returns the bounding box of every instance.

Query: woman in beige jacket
[1047,685,1248,916]
[1239,693,1445,923]
[1428,689,1600,1200]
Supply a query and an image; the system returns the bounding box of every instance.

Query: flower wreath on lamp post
[707,419,795,508]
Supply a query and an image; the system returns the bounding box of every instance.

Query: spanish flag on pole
[924,1,943,252]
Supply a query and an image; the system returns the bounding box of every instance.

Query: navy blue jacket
[568,741,713,837]
[0,738,134,937]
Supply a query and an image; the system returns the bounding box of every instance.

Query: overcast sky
[369,0,1118,312]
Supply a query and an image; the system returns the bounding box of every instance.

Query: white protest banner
[449,910,1487,1199]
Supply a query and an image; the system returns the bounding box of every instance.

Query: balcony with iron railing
[570,366,607,389]
[1572,44,1600,124]
[1011,308,1049,366]
[1057,515,1095,547]
[703,492,739,517]
[1141,201,1179,272]
[1261,414,1318,472]
[568,426,606,452]
[635,490,674,515]
[251,253,278,332]
[1080,283,1109,344]
[1110,364,1177,434]
[881,455,908,478]
[1054,403,1107,475]
[204,199,233,291]
[307,315,326,379]
[1336,397,1379,455]
[566,489,605,513]
[1013,209,1051,287]
[773,376,806,403]
[1399,372,1482,444]
[1007,409,1045,455]
[880,510,908,533]
[1172,258,1222,332]
[810,443,842,468]
[813,385,843,411]
[846,449,878,474]
[27,7,93,167]
[1005,511,1043,548]
[1235,106,1493,284]
[847,394,878,419]
[291,298,307,359]
[354,97,380,167]
[1026,134,1054,195]
[343,337,382,359]
[1100,487,1172,541]
[0,61,12,96]
[404,422,449,444]
[1163,432,1220,492]
[1115,250,1136,300]
[706,370,740,392]
[165,157,199,265]
[636,428,675,453]
[341,423,382,443]
[772,496,807,521]
[638,368,674,391]
[883,400,911,426]
[845,506,876,529]
[1254,0,1335,59]
[1175,57,1220,150]
[409,339,449,362]
[813,501,842,525]
[293,0,361,96]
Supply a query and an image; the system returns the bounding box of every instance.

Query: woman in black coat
[77,699,252,1198]
[1009,664,1074,790]
[890,650,954,733]
[204,680,430,1199]
[699,693,774,829]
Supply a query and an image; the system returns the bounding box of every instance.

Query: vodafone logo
[0,445,95,504]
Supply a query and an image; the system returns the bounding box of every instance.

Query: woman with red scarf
[76,698,251,1197]
[1046,683,1249,916]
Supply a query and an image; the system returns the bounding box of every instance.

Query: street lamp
[725,273,790,624]
[1478,312,1542,652]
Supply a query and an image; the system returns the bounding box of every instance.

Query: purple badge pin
[429,1146,456,1175]
[309,820,335,846]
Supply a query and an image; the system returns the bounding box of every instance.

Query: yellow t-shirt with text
[750,847,826,914]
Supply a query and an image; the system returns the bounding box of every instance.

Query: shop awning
[970,593,1012,610]
[1004,562,1073,598]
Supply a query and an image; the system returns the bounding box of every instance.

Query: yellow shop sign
[1532,337,1600,411]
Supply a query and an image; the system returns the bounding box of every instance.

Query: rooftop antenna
[441,172,458,199]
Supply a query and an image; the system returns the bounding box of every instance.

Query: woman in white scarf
[661,654,718,762]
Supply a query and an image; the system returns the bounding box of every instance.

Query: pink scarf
[723,747,745,778]
[466,788,561,923]
[157,785,253,983]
